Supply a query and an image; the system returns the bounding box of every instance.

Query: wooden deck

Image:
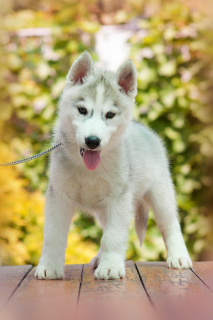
[1,261,213,320]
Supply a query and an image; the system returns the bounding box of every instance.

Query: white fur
[35,51,192,280]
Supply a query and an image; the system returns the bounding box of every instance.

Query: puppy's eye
[78,107,87,115]
[106,112,115,119]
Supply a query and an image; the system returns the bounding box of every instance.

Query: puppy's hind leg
[89,248,102,269]
[147,177,192,269]
[89,212,106,269]
[134,201,149,247]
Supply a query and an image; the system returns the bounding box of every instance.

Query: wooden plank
[3,265,82,320]
[192,261,213,291]
[78,261,156,320]
[0,265,32,309]
[136,261,213,320]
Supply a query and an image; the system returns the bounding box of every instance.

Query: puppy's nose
[85,136,101,149]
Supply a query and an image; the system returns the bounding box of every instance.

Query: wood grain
[3,265,82,320]
[192,261,213,291]
[77,261,156,320]
[136,261,213,320]
[1,262,212,320]
[0,265,32,309]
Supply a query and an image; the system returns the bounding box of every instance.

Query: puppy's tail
[134,202,149,247]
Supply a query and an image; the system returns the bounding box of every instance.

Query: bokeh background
[0,0,212,266]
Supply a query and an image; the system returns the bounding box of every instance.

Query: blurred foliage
[0,0,212,265]
[0,141,44,265]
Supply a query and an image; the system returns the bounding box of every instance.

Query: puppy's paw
[94,261,125,280]
[89,255,100,269]
[35,264,64,280]
[167,256,192,269]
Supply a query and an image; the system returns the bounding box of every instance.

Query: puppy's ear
[116,60,137,98]
[66,51,94,86]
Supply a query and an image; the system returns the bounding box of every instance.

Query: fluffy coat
[35,51,192,280]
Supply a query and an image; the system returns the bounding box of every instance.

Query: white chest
[64,172,111,211]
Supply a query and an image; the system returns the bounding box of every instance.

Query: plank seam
[134,262,156,310]
[76,264,84,310]
[2,265,33,308]
[190,268,213,294]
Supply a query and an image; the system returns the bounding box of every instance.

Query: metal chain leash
[0,142,62,166]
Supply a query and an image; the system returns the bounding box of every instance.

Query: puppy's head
[59,51,137,170]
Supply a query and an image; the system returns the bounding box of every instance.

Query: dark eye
[106,112,115,119]
[78,107,87,115]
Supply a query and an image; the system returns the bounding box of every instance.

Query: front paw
[35,264,65,280]
[94,260,125,280]
[167,256,192,269]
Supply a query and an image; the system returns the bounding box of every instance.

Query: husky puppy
[35,51,192,280]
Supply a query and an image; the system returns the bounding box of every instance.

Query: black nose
[85,136,101,149]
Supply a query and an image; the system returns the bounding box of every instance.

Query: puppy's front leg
[35,185,74,279]
[94,192,132,280]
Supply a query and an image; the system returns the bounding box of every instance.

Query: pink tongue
[83,150,101,170]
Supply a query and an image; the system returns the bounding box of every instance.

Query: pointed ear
[66,51,94,86]
[116,60,137,97]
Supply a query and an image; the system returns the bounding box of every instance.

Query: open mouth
[80,147,101,171]
[80,147,86,157]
